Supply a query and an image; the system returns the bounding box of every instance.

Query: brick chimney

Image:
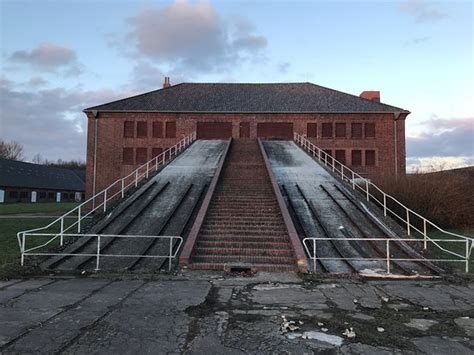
[360,91,380,102]
[163,76,171,88]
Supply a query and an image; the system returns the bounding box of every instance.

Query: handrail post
[155,156,159,171]
[423,219,427,249]
[366,180,369,201]
[386,240,391,274]
[406,209,411,236]
[60,217,64,246]
[169,237,173,271]
[95,235,101,271]
[21,233,25,266]
[465,239,469,273]
[352,171,355,190]
[121,178,125,198]
[146,162,149,179]
[383,194,387,216]
[103,189,107,212]
[77,206,81,233]
[135,170,138,187]
[313,239,317,273]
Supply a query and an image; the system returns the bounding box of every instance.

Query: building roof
[0,159,85,191]
[84,82,409,114]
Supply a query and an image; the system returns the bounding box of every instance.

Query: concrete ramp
[43,140,228,271]
[263,140,440,275]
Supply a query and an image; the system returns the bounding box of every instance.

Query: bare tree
[32,153,43,164]
[0,140,25,161]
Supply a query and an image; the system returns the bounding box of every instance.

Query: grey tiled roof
[84,82,408,113]
[0,159,85,191]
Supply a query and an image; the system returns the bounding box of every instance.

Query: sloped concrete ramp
[43,140,228,271]
[262,140,439,275]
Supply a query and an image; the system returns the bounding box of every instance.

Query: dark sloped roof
[0,159,85,191]
[84,82,409,113]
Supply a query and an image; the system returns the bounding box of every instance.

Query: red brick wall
[85,112,408,198]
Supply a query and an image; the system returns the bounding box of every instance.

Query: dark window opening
[124,121,134,138]
[136,148,148,164]
[166,121,176,138]
[322,123,333,138]
[153,122,163,138]
[39,192,46,199]
[366,150,376,166]
[351,150,362,166]
[136,121,147,138]
[69,193,75,199]
[9,191,18,198]
[62,192,68,200]
[48,192,55,200]
[365,123,376,138]
[20,191,28,198]
[335,150,346,165]
[152,147,163,158]
[307,123,317,138]
[123,148,134,165]
[351,123,362,138]
[335,123,346,138]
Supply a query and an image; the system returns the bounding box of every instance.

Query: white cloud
[400,0,449,23]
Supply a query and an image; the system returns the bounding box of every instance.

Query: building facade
[84,81,409,198]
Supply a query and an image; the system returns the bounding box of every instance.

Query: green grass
[0,202,79,215]
[0,217,75,279]
[426,228,474,274]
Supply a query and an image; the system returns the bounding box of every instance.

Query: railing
[19,233,183,271]
[294,132,473,272]
[303,237,470,274]
[17,132,196,260]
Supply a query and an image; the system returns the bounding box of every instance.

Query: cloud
[278,62,291,74]
[9,42,83,75]
[0,78,120,162]
[119,0,267,73]
[125,61,188,92]
[406,36,431,45]
[406,116,474,170]
[27,77,48,87]
[400,0,448,23]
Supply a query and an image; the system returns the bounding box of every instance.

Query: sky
[0,0,473,172]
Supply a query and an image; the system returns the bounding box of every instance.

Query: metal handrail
[303,237,471,274]
[294,133,473,270]
[17,132,196,255]
[20,233,183,271]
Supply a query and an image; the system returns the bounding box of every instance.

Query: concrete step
[196,241,291,249]
[189,262,298,272]
[192,254,296,265]
[198,235,289,243]
[194,247,293,257]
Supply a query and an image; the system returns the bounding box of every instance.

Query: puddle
[286,330,344,346]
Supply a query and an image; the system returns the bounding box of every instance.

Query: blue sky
[1,0,472,171]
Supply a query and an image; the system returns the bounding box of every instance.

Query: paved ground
[0,272,473,354]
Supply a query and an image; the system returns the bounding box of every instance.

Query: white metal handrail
[20,233,183,271]
[294,132,474,270]
[303,237,471,274]
[16,132,196,257]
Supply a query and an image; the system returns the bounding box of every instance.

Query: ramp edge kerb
[179,139,232,266]
[258,139,308,273]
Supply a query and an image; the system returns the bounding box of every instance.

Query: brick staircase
[189,139,297,272]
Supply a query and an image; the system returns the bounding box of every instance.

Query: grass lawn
[427,228,474,274]
[0,217,75,279]
[0,202,79,215]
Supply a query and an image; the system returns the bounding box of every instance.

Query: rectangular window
[153,122,163,138]
[307,123,317,138]
[366,150,376,166]
[152,147,163,158]
[166,121,176,138]
[48,192,55,200]
[9,191,18,198]
[335,123,346,138]
[351,150,362,166]
[124,121,134,138]
[136,121,147,138]
[20,191,28,198]
[351,123,362,138]
[335,150,346,165]
[365,123,376,138]
[62,192,68,200]
[123,147,134,165]
[136,148,148,164]
[69,193,75,199]
[321,123,333,138]
[39,192,46,199]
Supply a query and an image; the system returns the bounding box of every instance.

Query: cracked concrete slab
[0,274,473,354]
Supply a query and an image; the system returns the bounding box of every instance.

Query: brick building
[83,80,409,198]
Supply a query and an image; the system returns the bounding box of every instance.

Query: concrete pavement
[1,272,473,354]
